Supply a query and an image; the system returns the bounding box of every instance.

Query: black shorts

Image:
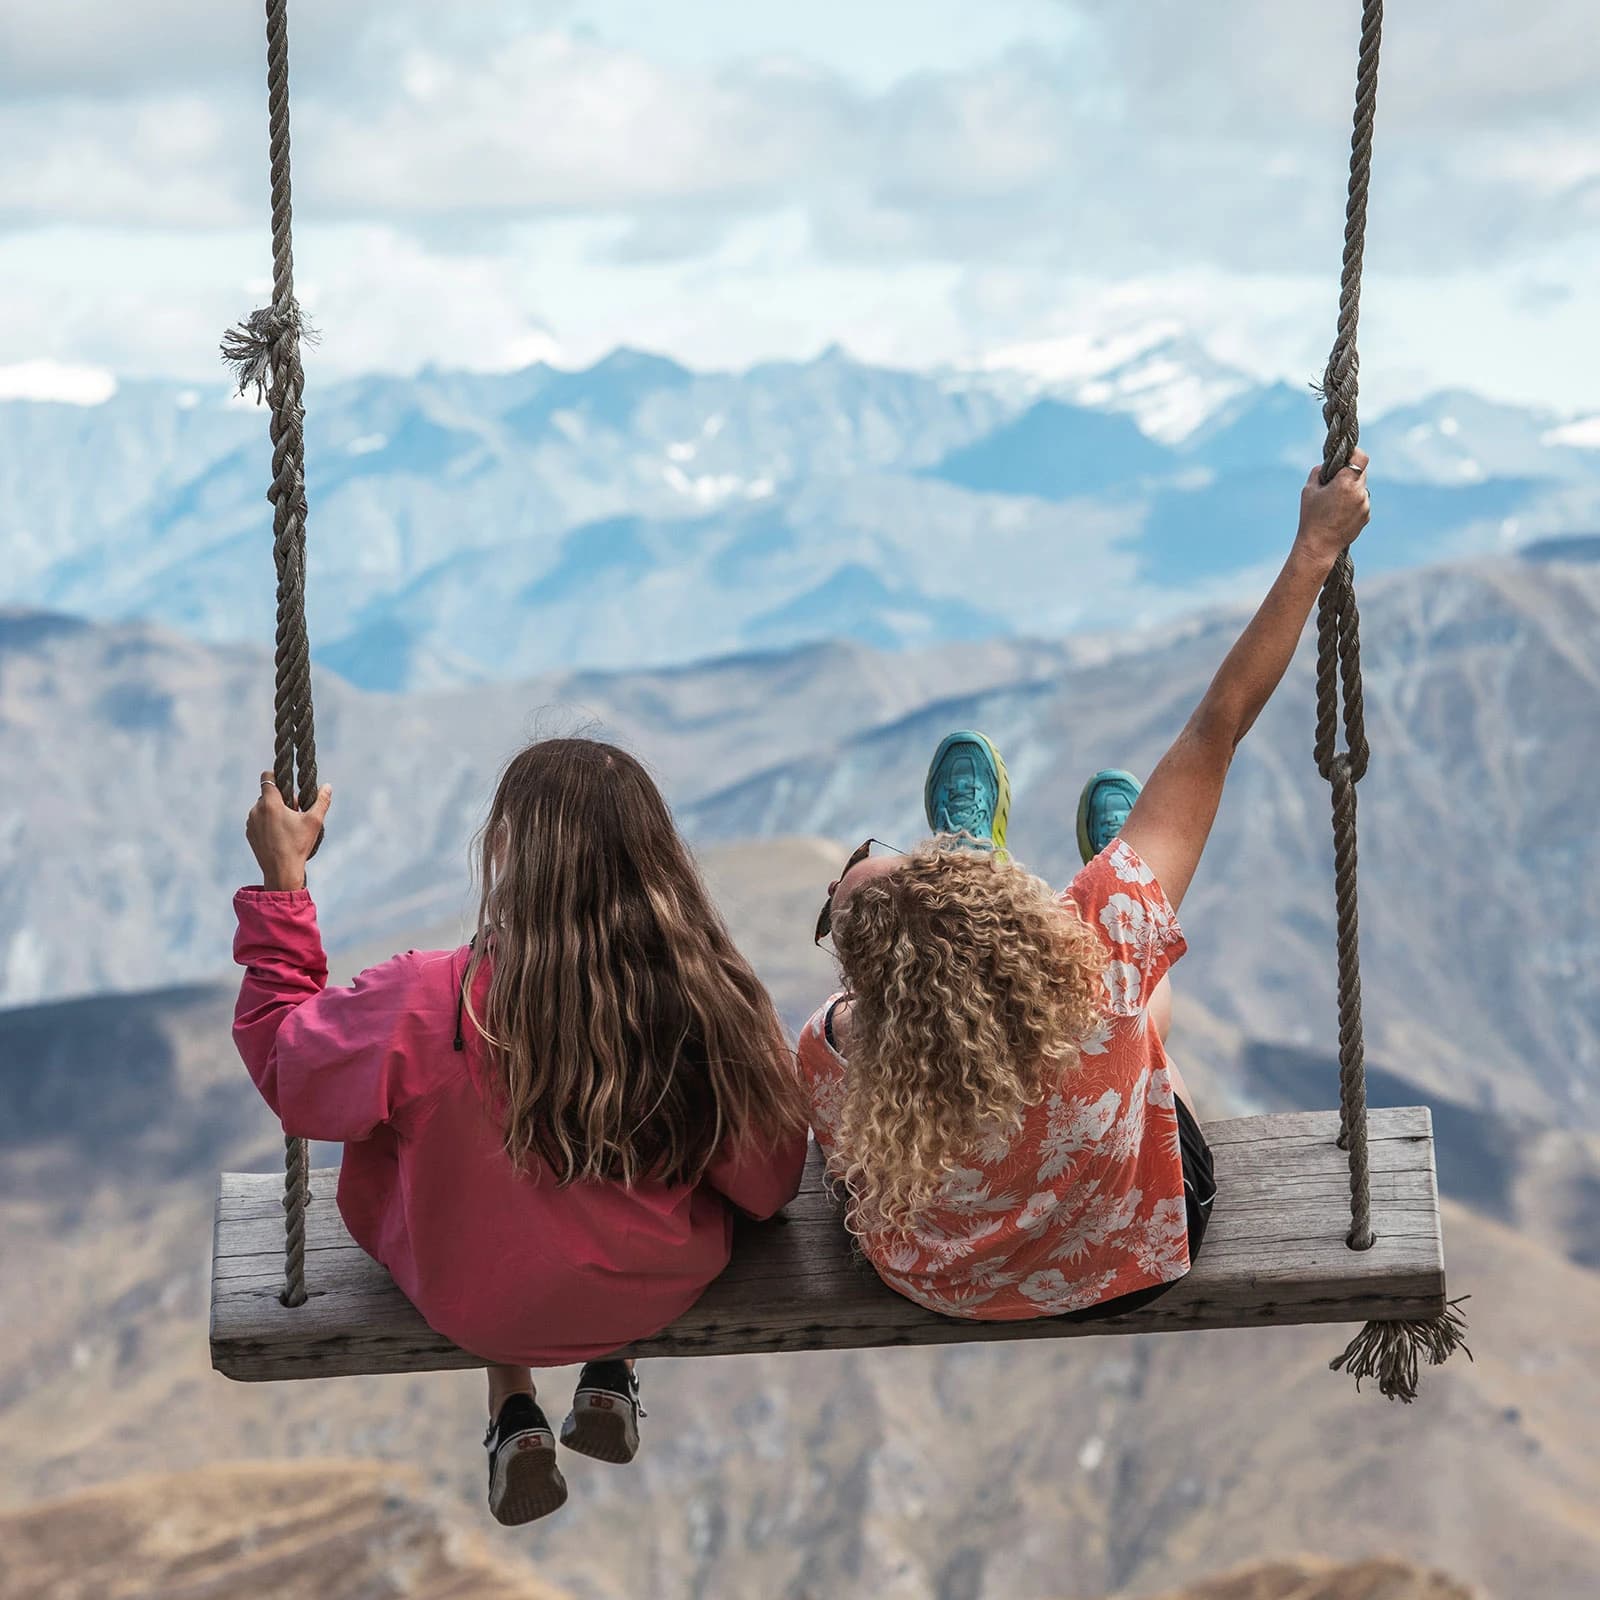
[1062,1094,1217,1323]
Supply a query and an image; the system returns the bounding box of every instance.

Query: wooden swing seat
[209,1106,1445,1381]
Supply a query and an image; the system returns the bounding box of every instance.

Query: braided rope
[221,0,318,1310]
[1314,0,1381,1255]
[1316,1,1470,1398]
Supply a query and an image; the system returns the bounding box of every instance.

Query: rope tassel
[1330,1300,1472,1403]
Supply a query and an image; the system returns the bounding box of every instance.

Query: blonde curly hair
[829,842,1105,1234]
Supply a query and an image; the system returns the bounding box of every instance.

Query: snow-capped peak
[955,323,1254,444]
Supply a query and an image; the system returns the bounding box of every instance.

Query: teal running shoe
[924,731,1011,851]
[1076,768,1141,863]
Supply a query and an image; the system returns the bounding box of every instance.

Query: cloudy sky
[2,0,1595,414]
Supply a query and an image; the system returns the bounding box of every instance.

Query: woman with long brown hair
[234,738,807,1525]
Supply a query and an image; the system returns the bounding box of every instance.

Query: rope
[221,0,318,1310]
[1313,0,1380,1253]
[1314,0,1468,1398]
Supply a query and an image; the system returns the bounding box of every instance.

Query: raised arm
[1119,450,1372,910]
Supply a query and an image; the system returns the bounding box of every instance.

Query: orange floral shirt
[797,840,1190,1320]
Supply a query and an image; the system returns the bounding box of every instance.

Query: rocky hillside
[1140,1560,1474,1600]
[0,1462,574,1600]
[0,1464,1471,1600]
[0,605,1063,1004]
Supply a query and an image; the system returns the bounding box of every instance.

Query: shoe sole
[1076,769,1142,865]
[923,731,1011,853]
[489,1428,568,1526]
[561,1390,640,1465]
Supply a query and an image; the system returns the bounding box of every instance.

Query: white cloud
[0,93,253,228]
[1544,417,1600,449]
[0,360,116,404]
[1065,0,1600,133]
[0,2,551,96]
[6,10,1598,276]
[0,2,1594,406]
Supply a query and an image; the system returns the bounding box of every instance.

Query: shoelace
[935,796,988,835]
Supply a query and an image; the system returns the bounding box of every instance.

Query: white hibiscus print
[1110,841,1154,885]
[939,1167,1020,1217]
[1102,1072,1149,1164]
[1047,1184,1143,1264]
[1144,894,1178,944]
[1078,1015,1113,1057]
[953,1256,1023,1292]
[1038,1088,1121,1180]
[808,1068,847,1144]
[1146,1071,1175,1110]
[1018,1267,1120,1313]
[881,1239,922,1274]
[918,1217,1006,1269]
[1131,1196,1191,1279]
[972,1119,1017,1167]
[1016,1190,1062,1232]
[1099,893,1149,950]
[1103,960,1145,1017]
[909,1282,997,1318]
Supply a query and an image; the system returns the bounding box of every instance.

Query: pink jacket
[232,887,807,1366]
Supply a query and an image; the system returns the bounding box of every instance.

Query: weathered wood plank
[210,1107,1446,1381]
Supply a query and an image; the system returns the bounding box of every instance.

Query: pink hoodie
[232,887,807,1366]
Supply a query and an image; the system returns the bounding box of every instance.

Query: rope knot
[1319,745,1369,791]
[220,298,318,401]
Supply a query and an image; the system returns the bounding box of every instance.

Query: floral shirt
[797,840,1190,1320]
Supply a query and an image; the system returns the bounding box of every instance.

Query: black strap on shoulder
[823,994,845,1052]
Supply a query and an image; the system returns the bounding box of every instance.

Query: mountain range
[3,332,1597,690]
[8,549,1599,1147]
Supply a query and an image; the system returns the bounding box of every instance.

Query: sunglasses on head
[814,837,902,946]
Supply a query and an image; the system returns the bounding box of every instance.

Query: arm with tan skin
[1119,451,1372,913]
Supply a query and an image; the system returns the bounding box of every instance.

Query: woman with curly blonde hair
[799,453,1372,1320]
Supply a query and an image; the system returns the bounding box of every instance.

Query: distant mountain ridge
[6,552,1599,1145]
[3,337,1596,689]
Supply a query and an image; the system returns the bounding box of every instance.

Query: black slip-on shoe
[560,1360,644,1465]
[485,1393,568,1525]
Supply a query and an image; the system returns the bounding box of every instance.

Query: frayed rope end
[1330,1297,1472,1403]
[220,300,320,401]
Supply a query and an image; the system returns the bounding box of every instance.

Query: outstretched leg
[1079,771,1195,1116]
[924,731,1010,849]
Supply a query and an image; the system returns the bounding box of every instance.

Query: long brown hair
[830,844,1104,1232]
[462,738,803,1187]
